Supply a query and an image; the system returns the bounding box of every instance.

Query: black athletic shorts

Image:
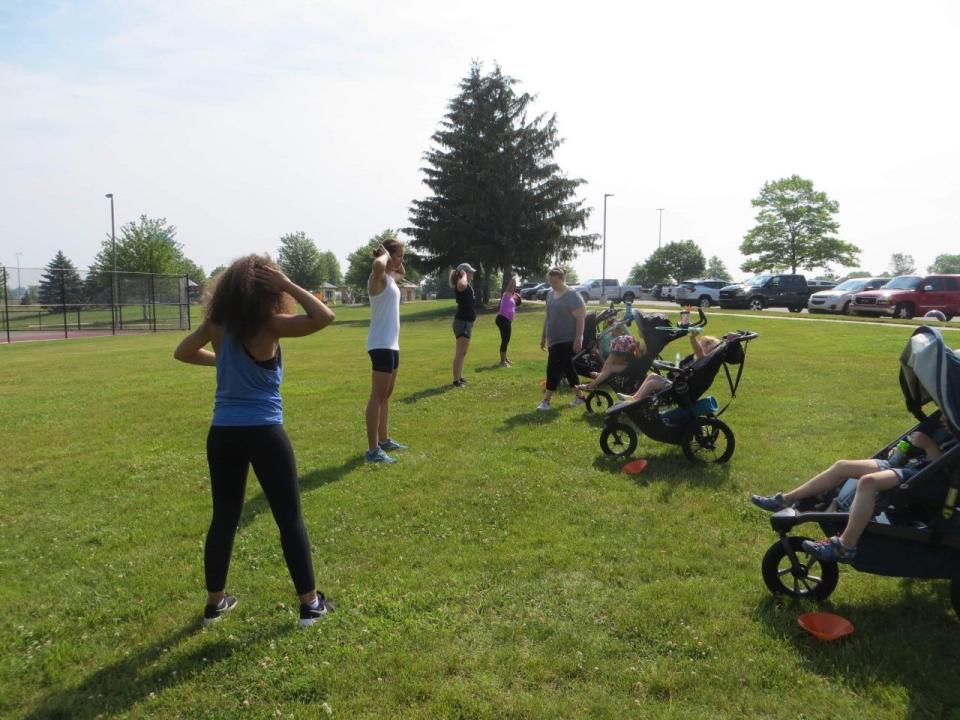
[369,348,400,373]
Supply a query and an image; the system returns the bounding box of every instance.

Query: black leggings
[546,341,579,392]
[205,425,315,595]
[495,314,512,353]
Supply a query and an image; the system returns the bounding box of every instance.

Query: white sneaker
[536,400,552,411]
[570,396,586,407]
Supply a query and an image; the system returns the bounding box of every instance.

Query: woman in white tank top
[364,237,407,463]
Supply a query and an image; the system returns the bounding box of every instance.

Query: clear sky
[1,0,958,282]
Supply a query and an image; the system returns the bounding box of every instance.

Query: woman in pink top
[495,276,522,367]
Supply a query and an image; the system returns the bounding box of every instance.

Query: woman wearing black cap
[449,262,476,387]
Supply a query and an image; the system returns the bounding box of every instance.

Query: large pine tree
[407,63,597,302]
[38,250,84,311]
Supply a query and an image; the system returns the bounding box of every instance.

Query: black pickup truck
[719,274,819,312]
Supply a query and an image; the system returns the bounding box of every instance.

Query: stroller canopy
[899,326,960,433]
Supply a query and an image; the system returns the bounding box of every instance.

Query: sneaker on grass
[378,438,408,452]
[751,492,788,512]
[802,536,857,563]
[203,595,237,625]
[365,447,396,464]
[299,593,335,628]
[536,400,552,412]
[570,396,586,407]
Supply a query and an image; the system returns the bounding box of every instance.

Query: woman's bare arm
[174,320,216,366]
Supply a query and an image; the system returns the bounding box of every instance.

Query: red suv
[852,274,960,320]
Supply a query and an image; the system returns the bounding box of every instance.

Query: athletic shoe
[203,595,238,625]
[365,447,396,464]
[801,536,856,563]
[459,377,468,384]
[378,438,408,452]
[299,593,335,628]
[536,400,552,412]
[452,379,465,388]
[570,396,586,407]
[751,492,788,512]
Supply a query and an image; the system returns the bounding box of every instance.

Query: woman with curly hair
[174,255,336,627]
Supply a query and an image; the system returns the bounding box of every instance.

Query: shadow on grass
[473,363,508,374]
[499,408,562,429]
[590,448,732,498]
[23,620,294,720]
[753,582,960,720]
[238,458,364,530]
[398,383,460,404]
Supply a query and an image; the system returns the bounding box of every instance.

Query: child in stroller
[613,329,721,404]
[573,307,708,414]
[598,328,759,462]
[751,413,957,562]
[755,325,960,618]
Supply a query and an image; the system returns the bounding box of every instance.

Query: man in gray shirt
[538,268,587,411]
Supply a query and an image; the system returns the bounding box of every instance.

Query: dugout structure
[1,266,192,343]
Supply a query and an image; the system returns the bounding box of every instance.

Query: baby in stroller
[752,412,958,562]
[614,329,721,404]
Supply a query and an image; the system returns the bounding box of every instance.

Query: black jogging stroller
[574,306,711,414]
[758,326,960,618]
[598,325,759,463]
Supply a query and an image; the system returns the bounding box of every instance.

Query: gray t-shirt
[545,289,585,346]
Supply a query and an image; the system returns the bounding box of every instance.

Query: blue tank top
[212,333,283,426]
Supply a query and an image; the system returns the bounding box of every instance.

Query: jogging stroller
[598,328,759,463]
[575,307,710,414]
[758,326,960,618]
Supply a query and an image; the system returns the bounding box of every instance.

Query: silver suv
[675,279,728,308]
[807,277,888,315]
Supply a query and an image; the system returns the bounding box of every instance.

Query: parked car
[522,282,549,300]
[675,279,728,308]
[536,284,551,301]
[807,279,838,293]
[650,283,678,300]
[851,274,960,320]
[807,277,888,314]
[718,274,811,312]
[572,278,644,303]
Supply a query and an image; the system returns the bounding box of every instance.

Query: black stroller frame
[597,314,759,463]
[759,326,960,618]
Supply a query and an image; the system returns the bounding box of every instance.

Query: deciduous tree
[889,253,916,275]
[929,254,960,274]
[705,256,732,282]
[641,240,706,285]
[277,232,323,290]
[740,175,859,274]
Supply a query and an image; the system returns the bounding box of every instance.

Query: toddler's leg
[839,469,901,548]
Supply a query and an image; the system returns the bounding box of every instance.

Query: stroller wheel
[600,422,638,457]
[586,390,613,414]
[681,417,735,463]
[762,537,839,601]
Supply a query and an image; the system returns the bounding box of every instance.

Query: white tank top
[366,273,400,351]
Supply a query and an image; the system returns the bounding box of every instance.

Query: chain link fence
[1,266,192,343]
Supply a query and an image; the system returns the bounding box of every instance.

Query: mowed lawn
[2,301,959,719]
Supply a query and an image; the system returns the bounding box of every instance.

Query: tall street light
[105,193,117,330]
[602,193,614,300]
[656,207,665,249]
[14,251,23,293]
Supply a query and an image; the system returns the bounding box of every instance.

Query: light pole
[656,207,665,249]
[14,251,22,294]
[602,193,614,300]
[105,193,117,331]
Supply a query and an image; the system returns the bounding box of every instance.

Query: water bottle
[888,439,912,467]
[674,351,681,367]
[624,301,633,323]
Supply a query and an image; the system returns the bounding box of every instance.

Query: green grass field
[2,301,959,719]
